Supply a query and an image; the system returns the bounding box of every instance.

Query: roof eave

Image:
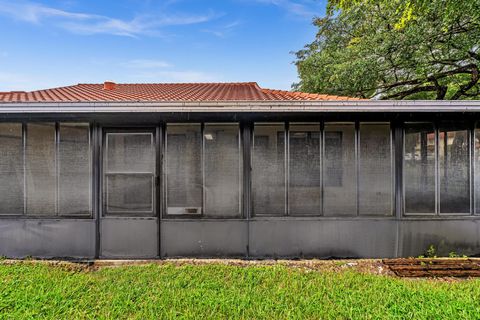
[0,100,480,113]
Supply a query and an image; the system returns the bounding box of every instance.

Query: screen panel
[104,131,155,216]
[439,124,470,214]
[0,123,24,214]
[288,123,321,215]
[252,123,286,215]
[204,124,241,217]
[358,123,393,216]
[106,174,153,213]
[475,126,480,214]
[166,124,202,215]
[107,133,154,173]
[404,123,436,214]
[323,123,356,216]
[58,123,91,215]
[26,123,56,215]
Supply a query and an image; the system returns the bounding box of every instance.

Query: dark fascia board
[1,100,480,113]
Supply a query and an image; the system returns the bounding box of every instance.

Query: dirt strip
[1,258,393,275]
[3,257,480,278]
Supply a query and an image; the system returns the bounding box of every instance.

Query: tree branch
[378,64,478,91]
[431,77,447,100]
[450,65,479,100]
[381,85,438,99]
[469,51,480,61]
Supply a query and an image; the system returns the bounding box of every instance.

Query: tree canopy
[294,0,480,99]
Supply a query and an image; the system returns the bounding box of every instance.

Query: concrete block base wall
[1,218,479,259]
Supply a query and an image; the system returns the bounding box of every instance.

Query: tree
[294,0,480,99]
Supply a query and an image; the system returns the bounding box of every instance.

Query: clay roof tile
[0,82,364,103]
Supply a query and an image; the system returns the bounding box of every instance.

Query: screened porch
[0,114,479,258]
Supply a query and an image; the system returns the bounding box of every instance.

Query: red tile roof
[0,82,363,103]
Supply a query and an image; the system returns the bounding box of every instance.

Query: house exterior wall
[0,219,95,258]
[0,111,479,259]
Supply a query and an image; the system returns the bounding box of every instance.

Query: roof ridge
[26,84,80,94]
[76,82,260,86]
[0,91,27,94]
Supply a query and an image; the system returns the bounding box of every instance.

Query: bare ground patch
[0,258,394,276]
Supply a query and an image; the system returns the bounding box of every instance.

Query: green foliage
[448,252,469,258]
[449,251,459,258]
[1,262,480,318]
[328,0,480,28]
[294,0,480,99]
[425,244,437,258]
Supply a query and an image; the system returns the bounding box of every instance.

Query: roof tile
[0,82,364,103]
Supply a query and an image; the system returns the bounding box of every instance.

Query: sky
[0,0,327,91]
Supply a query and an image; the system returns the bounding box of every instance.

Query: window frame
[252,121,395,217]
[102,128,157,218]
[163,122,243,219]
[0,121,93,218]
[403,121,475,217]
[3,118,475,220]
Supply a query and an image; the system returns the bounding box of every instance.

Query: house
[0,81,479,259]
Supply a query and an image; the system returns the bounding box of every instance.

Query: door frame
[98,126,161,258]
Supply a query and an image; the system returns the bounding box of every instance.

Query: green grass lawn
[0,262,479,319]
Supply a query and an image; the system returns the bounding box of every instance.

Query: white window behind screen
[252,123,286,215]
[359,123,392,215]
[0,123,24,214]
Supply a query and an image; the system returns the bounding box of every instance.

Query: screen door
[100,128,158,258]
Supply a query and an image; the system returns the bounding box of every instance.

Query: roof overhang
[1,100,480,113]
